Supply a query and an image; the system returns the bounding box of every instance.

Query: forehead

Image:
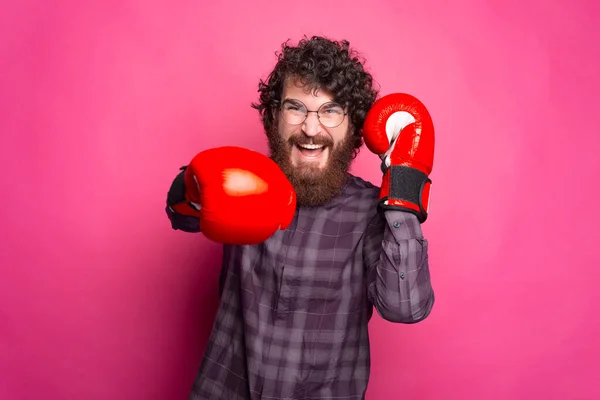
[282,77,334,106]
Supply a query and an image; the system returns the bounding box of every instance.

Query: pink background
[1,0,599,399]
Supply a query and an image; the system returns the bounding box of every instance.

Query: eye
[282,101,306,114]
[320,105,343,115]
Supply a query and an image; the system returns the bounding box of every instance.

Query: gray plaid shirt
[171,174,435,400]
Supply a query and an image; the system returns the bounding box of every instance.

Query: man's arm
[363,209,434,323]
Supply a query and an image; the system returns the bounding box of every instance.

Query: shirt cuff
[165,205,201,233]
[383,210,423,240]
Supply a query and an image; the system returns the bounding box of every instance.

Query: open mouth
[295,143,327,159]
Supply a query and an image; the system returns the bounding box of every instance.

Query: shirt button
[393,222,400,228]
[400,273,405,280]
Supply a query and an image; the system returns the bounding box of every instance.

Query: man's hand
[167,146,297,244]
[362,93,435,223]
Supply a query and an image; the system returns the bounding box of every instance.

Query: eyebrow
[282,98,339,107]
[282,98,303,104]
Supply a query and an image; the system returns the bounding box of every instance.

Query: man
[166,36,435,400]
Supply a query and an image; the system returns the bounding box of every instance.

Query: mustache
[287,134,333,147]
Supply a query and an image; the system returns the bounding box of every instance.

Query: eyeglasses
[279,99,347,128]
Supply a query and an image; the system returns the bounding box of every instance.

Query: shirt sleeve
[363,209,435,323]
[165,205,201,233]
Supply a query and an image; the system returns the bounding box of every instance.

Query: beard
[266,126,356,208]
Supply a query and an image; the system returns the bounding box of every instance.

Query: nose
[302,111,322,137]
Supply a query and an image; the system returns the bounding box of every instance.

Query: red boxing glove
[363,93,435,223]
[171,146,297,245]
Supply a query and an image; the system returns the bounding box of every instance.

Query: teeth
[298,144,324,150]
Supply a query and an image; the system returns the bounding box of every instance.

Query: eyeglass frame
[278,99,348,128]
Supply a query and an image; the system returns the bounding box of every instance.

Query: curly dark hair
[251,35,379,158]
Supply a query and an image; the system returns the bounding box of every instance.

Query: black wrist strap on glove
[166,166,188,208]
[165,166,202,232]
[384,165,431,223]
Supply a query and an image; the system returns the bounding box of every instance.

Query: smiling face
[253,36,380,207]
[266,77,357,207]
[280,77,350,173]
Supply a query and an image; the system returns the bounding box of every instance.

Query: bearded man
[165,35,436,400]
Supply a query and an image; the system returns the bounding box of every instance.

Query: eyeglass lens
[280,100,345,128]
